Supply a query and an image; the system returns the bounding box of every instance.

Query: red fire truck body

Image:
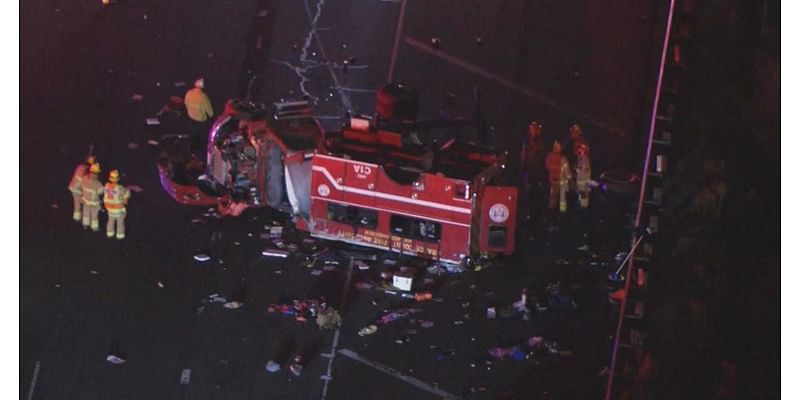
[306,121,517,264]
[157,97,518,265]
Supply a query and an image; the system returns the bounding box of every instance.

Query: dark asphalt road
[22,1,663,398]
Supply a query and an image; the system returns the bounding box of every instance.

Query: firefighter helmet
[86,156,96,165]
[90,163,101,174]
[528,121,541,137]
[569,124,583,139]
[552,140,562,153]
[109,170,120,183]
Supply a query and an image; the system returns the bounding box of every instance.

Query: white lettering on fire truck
[352,164,372,179]
[488,203,510,223]
[317,184,331,197]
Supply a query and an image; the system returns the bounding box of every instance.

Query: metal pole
[604,0,676,398]
[387,0,408,83]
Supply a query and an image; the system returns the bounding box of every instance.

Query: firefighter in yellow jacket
[575,143,592,208]
[184,78,214,154]
[184,79,214,122]
[68,156,96,222]
[104,170,131,240]
[81,163,105,231]
[545,141,571,212]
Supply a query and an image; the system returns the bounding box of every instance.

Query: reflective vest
[576,153,591,189]
[81,175,104,206]
[559,157,571,186]
[103,183,131,215]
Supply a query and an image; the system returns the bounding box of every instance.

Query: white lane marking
[26,361,41,400]
[311,165,472,214]
[337,348,461,399]
[320,258,354,400]
[403,36,627,137]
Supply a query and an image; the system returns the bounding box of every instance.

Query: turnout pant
[106,211,126,239]
[82,204,101,231]
[71,193,82,221]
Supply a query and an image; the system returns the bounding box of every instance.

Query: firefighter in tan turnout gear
[545,141,571,212]
[68,156,96,222]
[81,163,105,231]
[103,170,131,240]
[575,143,592,208]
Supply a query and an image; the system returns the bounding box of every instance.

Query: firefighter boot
[116,215,126,240]
[578,189,589,208]
[88,205,101,232]
[106,216,116,238]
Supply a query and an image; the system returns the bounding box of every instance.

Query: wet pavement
[21,1,664,398]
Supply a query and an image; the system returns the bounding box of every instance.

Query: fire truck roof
[325,127,503,182]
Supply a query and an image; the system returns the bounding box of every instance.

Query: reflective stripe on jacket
[81,176,104,206]
[104,183,130,214]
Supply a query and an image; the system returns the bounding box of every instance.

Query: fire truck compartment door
[343,160,377,208]
[285,160,312,220]
[478,186,517,254]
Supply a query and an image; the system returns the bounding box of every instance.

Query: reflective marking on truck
[312,165,472,214]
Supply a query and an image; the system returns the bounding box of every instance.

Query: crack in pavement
[272,0,356,114]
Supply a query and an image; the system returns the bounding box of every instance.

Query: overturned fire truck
[158,85,518,265]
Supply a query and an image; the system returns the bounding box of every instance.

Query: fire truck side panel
[342,159,378,209]
[477,186,518,254]
[311,155,345,203]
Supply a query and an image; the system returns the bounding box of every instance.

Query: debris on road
[377,308,422,325]
[194,254,211,262]
[289,355,303,377]
[127,142,140,149]
[267,298,328,323]
[106,354,126,365]
[131,94,144,101]
[316,307,341,329]
[179,368,191,385]
[265,360,281,373]
[147,139,160,146]
[173,81,186,88]
[358,325,378,336]
[355,260,370,271]
[262,249,289,258]
[157,281,165,288]
[146,118,160,126]
[223,301,243,309]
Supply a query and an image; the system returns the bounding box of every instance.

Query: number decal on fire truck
[352,164,373,179]
[488,203,510,223]
[317,184,331,197]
